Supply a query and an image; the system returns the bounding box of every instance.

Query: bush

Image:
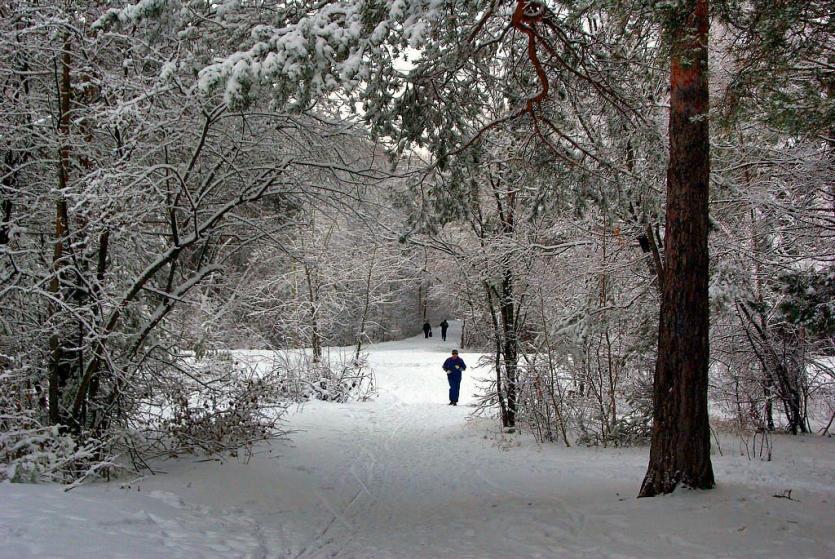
[155,356,288,458]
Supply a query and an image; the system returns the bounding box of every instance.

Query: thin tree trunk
[600,218,618,436]
[640,0,715,497]
[0,152,13,246]
[86,230,109,427]
[643,223,665,294]
[496,188,518,429]
[354,248,377,363]
[304,266,322,363]
[500,265,518,429]
[48,36,73,426]
[418,282,423,323]
[484,283,509,427]
[538,287,571,446]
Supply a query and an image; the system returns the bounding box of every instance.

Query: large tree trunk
[639,0,715,497]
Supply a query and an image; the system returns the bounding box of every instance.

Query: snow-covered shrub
[574,385,653,448]
[156,356,288,457]
[268,350,375,403]
[508,279,657,448]
[512,345,654,448]
[0,362,113,483]
[775,267,835,341]
[151,350,374,459]
[307,354,375,403]
[709,265,835,436]
[0,419,99,483]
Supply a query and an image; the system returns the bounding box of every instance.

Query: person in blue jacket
[442,349,466,405]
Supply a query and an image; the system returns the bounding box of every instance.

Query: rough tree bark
[639,0,716,497]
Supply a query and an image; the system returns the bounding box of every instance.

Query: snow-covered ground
[2,321,834,558]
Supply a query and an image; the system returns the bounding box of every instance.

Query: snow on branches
[95,0,447,109]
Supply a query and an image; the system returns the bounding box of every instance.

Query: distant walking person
[422,321,432,339]
[439,319,449,341]
[442,349,466,405]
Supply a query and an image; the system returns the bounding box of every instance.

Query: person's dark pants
[447,370,462,403]
[424,330,430,338]
[441,328,448,341]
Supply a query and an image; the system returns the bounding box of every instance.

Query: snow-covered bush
[150,350,374,460]
[0,363,113,483]
[0,419,97,483]
[267,350,375,403]
[158,357,288,458]
[312,353,376,403]
[573,387,653,448]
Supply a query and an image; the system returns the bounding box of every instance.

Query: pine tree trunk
[639,0,715,497]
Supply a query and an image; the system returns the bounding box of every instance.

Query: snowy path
[2,321,834,558]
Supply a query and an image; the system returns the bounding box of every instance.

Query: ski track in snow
[2,320,834,558]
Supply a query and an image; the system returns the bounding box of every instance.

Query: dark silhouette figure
[422,321,432,338]
[439,320,449,341]
[442,349,466,405]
